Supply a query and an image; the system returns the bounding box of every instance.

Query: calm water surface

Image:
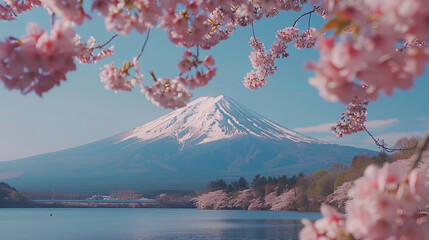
[0,208,321,240]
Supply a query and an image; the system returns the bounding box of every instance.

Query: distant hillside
[0,182,32,207]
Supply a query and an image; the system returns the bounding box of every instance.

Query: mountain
[120,95,323,146]
[0,95,375,193]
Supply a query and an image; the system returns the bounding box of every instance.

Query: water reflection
[143,219,303,240]
[0,209,319,240]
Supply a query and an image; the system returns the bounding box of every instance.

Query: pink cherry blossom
[243,70,267,90]
[0,0,40,21]
[331,96,368,137]
[276,26,299,43]
[294,28,317,50]
[99,59,142,92]
[142,77,192,109]
[203,55,215,67]
[176,50,216,89]
[41,0,90,25]
[75,35,114,64]
[301,163,429,240]
[299,205,346,240]
[0,20,78,96]
[244,37,276,90]
[92,0,161,36]
[307,0,429,105]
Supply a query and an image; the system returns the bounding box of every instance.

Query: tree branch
[51,13,55,27]
[251,23,256,39]
[136,29,151,61]
[364,127,417,153]
[98,33,119,49]
[293,9,315,28]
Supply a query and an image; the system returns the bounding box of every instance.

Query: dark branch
[136,29,151,61]
[51,13,55,27]
[293,9,315,27]
[98,33,119,49]
[364,127,417,153]
[251,23,256,39]
[149,70,157,82]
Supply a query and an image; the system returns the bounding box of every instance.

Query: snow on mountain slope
[120,95,324,147]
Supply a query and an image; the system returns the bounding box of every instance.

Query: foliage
[0,182,32,207]
[208,179,228,192]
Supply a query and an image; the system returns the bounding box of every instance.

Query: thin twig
[149,70,157,82]
[98,33,119,49]
[251,23,256,39]
[308,12,312,30]
[293,9,315,27]
[364,127,417,153]
[410,129,429,170]
[136,29,151,61]
[51,13,55,27]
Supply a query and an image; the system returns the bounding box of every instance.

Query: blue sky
[0,6,428,162]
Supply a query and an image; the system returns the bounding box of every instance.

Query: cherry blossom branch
[292,9,315,28]
[251,23,256,39]
[410,128,429,170]
[97,33,119,49]
[364,127,417,153]
[136,29,150,61]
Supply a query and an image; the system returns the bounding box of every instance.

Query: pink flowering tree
[1,1,429,239]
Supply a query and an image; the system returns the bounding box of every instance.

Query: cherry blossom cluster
[99,61,188,110]
[41,0,90,26]
[293,28,317,49]
[397,39,426,53]
[244,37,276,90]
[0,20,78,96]
[331,96,368,137]
[99,58,142,92]
[74,35,114,64]
[141,50,215,108]
[0,0,40,21]
[244,26,317,90]
[176,50,216,89]
[142,74,192,109]
[300,163,429,240]
[307,0,429,104]
[92,0,160,36]
[90,0,310,48]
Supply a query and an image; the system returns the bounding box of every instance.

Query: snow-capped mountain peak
[120,95,324,146]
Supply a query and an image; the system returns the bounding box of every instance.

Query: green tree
[208,179,228,191]
[252,175,267,197]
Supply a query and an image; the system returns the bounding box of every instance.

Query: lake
[0,208,321,240]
